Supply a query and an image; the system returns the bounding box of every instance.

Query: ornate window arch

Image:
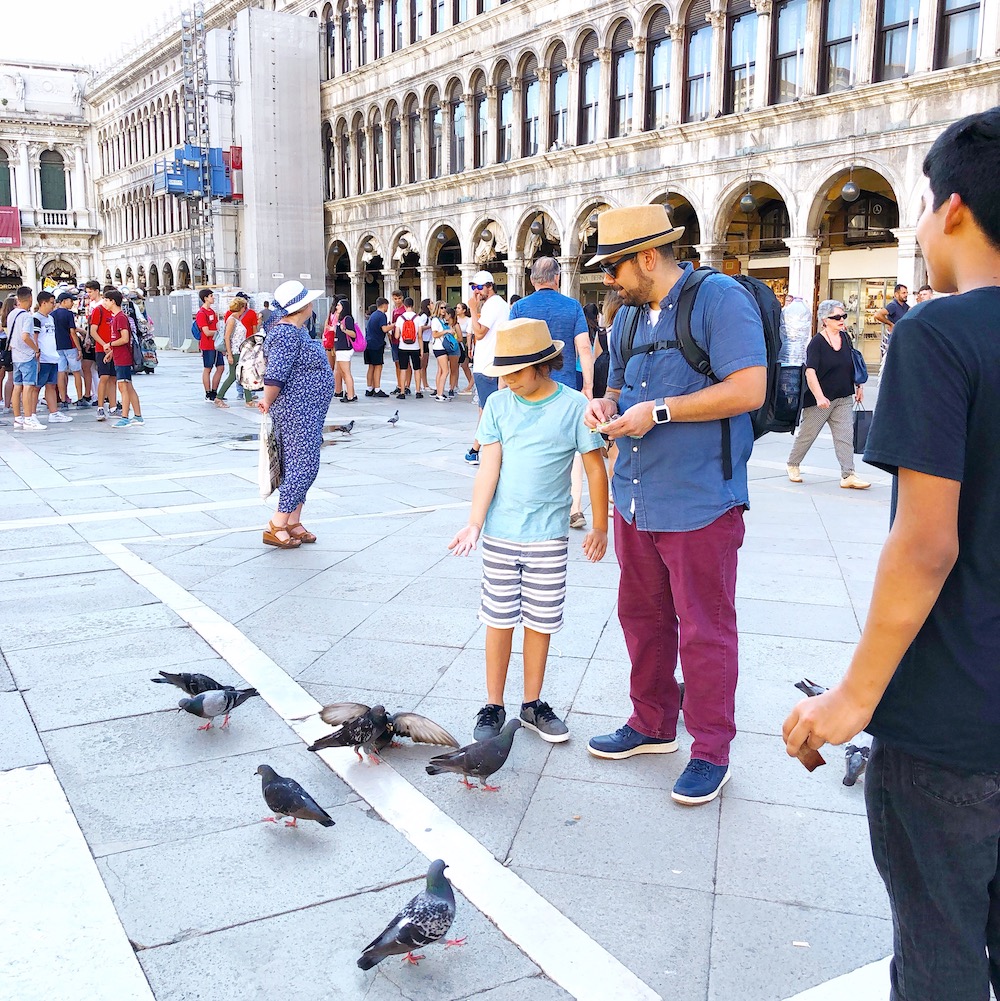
[577,31,600,144]
[609,19,635,138]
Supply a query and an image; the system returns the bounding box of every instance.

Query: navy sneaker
[473,703,506,741]
[587,724,678,759]
[464,448,480,465]
[671,758,730,805]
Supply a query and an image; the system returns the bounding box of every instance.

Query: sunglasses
[470,283,486,291]
[598,253,637,279]
[827,313,848,321]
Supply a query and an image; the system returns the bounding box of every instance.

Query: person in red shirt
[103,288,143,427]
[87,281,118,420]
[196,288,224,401]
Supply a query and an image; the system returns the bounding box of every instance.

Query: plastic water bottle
[780,297,812,365]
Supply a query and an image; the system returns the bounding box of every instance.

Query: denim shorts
[58,348,82,373]
[114,365,133,382]
[202,349,222,368]
[35,362,58,386]
[96,355,117,377]
[14,359,37,385]
[473,373,499,407]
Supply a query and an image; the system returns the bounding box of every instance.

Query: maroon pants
[614,506,744,766]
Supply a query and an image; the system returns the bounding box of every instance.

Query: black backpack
[618,267,803,479]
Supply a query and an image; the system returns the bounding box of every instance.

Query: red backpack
[400,314,417,344]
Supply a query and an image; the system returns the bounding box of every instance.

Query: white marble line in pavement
[95,539,662,1001]
[0,435,69,489]
[71,467,258,487]
[0,764,156,1001]
[783,957,890,1000]
[0,497,268,531]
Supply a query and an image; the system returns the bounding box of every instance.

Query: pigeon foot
[262,816,278,823]
[197,721,213,731]
[445,937,467,948]
[354,749,364,763]
[480,782,501,792]
[460,776,476,790]
[401,953,425,965]
[284,818,299,828]
[220,714,231,729]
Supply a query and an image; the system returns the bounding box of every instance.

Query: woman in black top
[787,299,868,488]
[332,297,358,402]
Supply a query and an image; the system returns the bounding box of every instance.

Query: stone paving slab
[0,691,47,770]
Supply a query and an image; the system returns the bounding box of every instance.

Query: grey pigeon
[255,764,335,828]
[308,704,387,762]
[425,719,521,792]
[843,744,870,787]
[178,688,258,730]
[318,701,459,755]
[152,670,233,697]
[794,678,828,698]
[329,420,354,434]
[387,410,399,425]
[358,859,462,969]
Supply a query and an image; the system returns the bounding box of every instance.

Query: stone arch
[647,188,703,261]
[148,263,160,294]
[469,215,509,265]
[514,47,543,77]
[177,260,190,288]
[571,25,601,60]
[513,206,562,260]
[710,172,800,245]
[637,0,672,34]
[161,261,174,293]
[603,13,635,49]
[567,197,620,260]
[803,158,906,234]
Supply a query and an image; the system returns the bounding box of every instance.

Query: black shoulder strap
[675,268,718,381]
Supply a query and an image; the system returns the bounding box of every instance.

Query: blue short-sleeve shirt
[477,384,602,542]
[608,263,766,532]
[508,289,589,390]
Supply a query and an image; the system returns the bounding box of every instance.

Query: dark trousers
[866,739,1000,1000]
[614,506,744,766]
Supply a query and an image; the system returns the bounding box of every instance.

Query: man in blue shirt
[510,257,595,530]
[583,204,766,806]
[874,283,909,368]
[364,297,389,398]
[784,107,1000,1001]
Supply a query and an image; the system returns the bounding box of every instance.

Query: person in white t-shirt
[34,291,73,424]
[465,270,509,464]
[394,296,425,399]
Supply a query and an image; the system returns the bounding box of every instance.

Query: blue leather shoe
[587,724,678,760]
[671,758,730,805]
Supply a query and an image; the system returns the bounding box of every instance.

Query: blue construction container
[153,146,231,198]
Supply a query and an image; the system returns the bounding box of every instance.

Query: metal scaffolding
[181,2,215,286]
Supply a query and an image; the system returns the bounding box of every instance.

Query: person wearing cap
[509,256,595,529]
[786,299,869,489]
[449,317,608,743]
[258,280,335,549]
[464,269,510,464]
[52,291,85,408]
[583,204,767,806]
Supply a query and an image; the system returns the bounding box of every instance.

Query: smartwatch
[651,398,671,425]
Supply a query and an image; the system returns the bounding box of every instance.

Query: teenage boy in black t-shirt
[784,107,1000,1001]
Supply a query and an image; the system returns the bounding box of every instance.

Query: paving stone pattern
[0,354,894,1000]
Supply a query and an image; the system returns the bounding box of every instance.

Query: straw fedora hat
[585,205,685,267]
[483,318,564,377]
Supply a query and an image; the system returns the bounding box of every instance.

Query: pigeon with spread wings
[310,702,459,760]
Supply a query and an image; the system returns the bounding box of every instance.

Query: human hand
[817,395,831,409]
[584,397,617,428]
[582,529,607,562]
[448,524,480,556]
[782,685,875,759]
[855,386,864,404]
[227,354,234,365]
[257,399,270,415]
[604,401,656,440]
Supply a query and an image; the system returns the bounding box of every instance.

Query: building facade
[0,62,98,293]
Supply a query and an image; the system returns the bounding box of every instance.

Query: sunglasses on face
[827,314,847,321]
[470,284,486,291]
[599,252,638,279]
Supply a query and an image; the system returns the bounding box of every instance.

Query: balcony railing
[19,209,91,229]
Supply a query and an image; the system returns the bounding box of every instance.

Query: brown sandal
[263,520,302,549]
[287,522,317,543]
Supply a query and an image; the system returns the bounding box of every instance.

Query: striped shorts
[479,535,569,634]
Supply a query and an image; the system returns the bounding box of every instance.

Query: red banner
[230,145,243,170]
[0,206,21,249]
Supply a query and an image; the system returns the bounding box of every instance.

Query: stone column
[363,127,375,194]
[332,13,343,77]
[630,37,648,135]
[348,270,365,314]
[367,0,378,62]
[510,76,524,160]
[349,1,362,70]
[23,256,38,291]
[537,68,552,153]
[506,257,526,299]
[856,0,878,84]
[891,227,926,296]
[596,48,612,141]
[460,262,479,299]
[694,242,727,270]
[565,58,580,145]
[381,266,399,300]
[485,85,499,165]
[557,255,576,299]
[419,264,437,303]
[401,109,412,184]
[801,0,822,97]
[17,143,32,212]
[73,145,89,227]
[783,236,821,304]
[668,25,685,123]
[462,91,475,171]
[913,1,935,74]
[708,10,727,117]
[419,108,431,180]
[750,0,773,108]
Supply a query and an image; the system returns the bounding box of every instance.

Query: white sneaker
[23,416,46,431]
[47,411,73,423]
[96,407,107,422]
[13,416,24,426]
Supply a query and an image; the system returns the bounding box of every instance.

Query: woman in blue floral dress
[258,281,335,549]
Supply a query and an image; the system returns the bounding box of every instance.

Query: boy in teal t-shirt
[449,317,609,744]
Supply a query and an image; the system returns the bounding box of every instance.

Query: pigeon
[843,744,870,787]
[178,688,258,729]
[308,704,387,762]
[357,859,463,969]
[317,701,459,755]
[425,719,522,792]
[794,678,828,698]
[387,410,399,425]
[151,670,234,697]
[255,764,335,828]
[329,420,354,434]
